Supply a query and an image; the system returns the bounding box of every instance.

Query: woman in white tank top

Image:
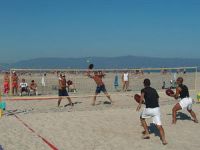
[122,72,129,91]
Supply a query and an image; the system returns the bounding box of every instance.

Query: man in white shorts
[137,79,167,145]
[170,77,198,124]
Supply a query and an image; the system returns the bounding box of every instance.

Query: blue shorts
[58,89,69,96]
[96,85,107,94]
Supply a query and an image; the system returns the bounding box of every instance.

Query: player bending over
[170,77,198,124]
[137,78,167,145]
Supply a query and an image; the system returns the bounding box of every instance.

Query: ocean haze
[1,56,200,70]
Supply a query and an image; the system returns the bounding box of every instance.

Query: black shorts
[96,85,107,94]
[21,87,28,92]
[58,89,69,96]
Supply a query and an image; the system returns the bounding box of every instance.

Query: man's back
[141,87,159,108]
[178,84,189,99]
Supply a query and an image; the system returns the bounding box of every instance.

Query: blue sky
[0,0,200,63]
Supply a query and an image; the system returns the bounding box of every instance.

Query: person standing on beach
[11,71,19,95]
[3,72,10,95]
[41,73,46,87]
[169,77,198,124]
[87,71,113,106]
[57,74,73,107]
[136,78,167,145]
[122,71,129,91]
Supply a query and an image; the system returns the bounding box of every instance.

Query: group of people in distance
[3,71,38,96]
[58,68,198,145]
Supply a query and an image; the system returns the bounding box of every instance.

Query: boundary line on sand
[14,114,58,150]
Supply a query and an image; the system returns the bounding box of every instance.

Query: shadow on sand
[167,112,191,121]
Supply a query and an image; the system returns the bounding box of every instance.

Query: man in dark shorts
[57,74,73,107]
[19,78,29,96]
[137,78,167,145]
[170,77,198,124]
[87,71,113,106]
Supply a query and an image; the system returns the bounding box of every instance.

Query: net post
[195,66,198,92]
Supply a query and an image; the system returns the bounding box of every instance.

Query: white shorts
[140,107,162,125]
[179,97,192,110]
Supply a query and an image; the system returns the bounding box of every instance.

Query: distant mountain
[1,56,200,70]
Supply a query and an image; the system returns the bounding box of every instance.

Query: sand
[0,72,200,150]
[0,91,200,150]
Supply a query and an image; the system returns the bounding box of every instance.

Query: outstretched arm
[87,70,93,78]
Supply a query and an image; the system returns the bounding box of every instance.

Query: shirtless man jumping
[87,70,113,106]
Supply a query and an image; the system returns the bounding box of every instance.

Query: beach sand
[0,91,200,150]
[0,72,200,150]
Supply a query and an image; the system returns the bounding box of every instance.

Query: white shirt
[41,76,46,86]
[123,73,129,81]
[20,82,28,88]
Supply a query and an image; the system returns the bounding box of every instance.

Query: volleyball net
[0,67,196,99]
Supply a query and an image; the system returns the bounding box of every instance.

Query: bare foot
[143,135,150,139]
[64,103,74,107]
[69,103,74,109]
[172,120,176,124]
[142,131,146,135]
[193,119,198,123]
[142,130,151,135]
[162,140,168,145]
